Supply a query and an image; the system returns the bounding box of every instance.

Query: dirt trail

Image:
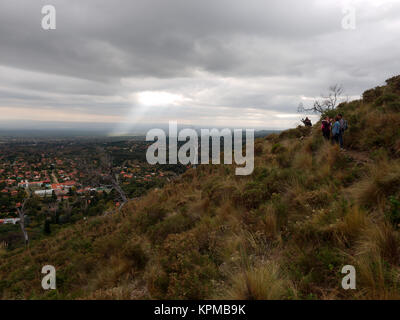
[344,149,372,164]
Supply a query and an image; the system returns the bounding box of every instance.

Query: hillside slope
[1,76,400,300]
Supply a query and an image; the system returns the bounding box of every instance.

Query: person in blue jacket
[331,116,341,146]
[338,113,348,150]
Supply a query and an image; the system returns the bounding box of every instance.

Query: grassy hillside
[1,76,400,300]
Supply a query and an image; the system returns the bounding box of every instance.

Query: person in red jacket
[321,116,331,140]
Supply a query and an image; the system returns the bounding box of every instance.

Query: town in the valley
[0,136,186,248]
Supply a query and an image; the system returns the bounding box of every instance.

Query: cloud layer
[0,0,399,132]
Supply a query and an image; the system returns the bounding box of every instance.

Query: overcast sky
[0,0,399,133]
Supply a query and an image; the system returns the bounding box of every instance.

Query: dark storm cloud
[0,0,399,130]
[0,0,342,79]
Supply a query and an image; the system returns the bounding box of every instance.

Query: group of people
[321,114,348,150]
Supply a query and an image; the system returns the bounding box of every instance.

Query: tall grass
[352,161,400,210]
[226,262,296,300]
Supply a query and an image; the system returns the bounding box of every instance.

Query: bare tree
[16,197,30,247]
[299,84,344,114]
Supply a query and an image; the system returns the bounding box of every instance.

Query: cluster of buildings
[0,153,83,197]
[0,140,179,223]
[17,180,78,198]
[0,218,20,225]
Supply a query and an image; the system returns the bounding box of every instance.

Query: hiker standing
[338,114,348,150]
[321,117,331,140]
[331,116,341,145]
[303,117,312,127]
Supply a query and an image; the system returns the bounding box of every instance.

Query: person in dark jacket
[321,116,331,140]
[303,117,312,127]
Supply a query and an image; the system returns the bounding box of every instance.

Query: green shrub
[236,181,269,209]
[386,75,400,92]
[387,101,400,112]
[254,143,263,156]
[373,93,400,111]
[276,150,292,168]
[202,180,236,206]
[321,108,338,120]
[271,143,285,154]
[148,213,197,244]
[133,204,167,233]
[363,86,383,103]
[290,246,345,290]
[122,240,148,270]
[386,196,400,227]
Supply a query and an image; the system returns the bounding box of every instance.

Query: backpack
[342,119,348,131]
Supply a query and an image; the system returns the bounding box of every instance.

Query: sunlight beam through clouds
[112,91,188,135]
[137,91,186,107]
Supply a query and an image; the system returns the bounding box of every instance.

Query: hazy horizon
[0,120,283,138]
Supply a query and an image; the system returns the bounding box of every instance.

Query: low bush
[148,212,197,244]
[122,239,148,270]
[386,196,400,227]
[271,143,286,154]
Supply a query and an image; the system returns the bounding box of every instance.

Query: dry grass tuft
[335,207,368,244]
[262,205,278,239]
[351,222,400,299]
[352,161,400,209]
[226,262,296,300]
[292,150,313,170]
